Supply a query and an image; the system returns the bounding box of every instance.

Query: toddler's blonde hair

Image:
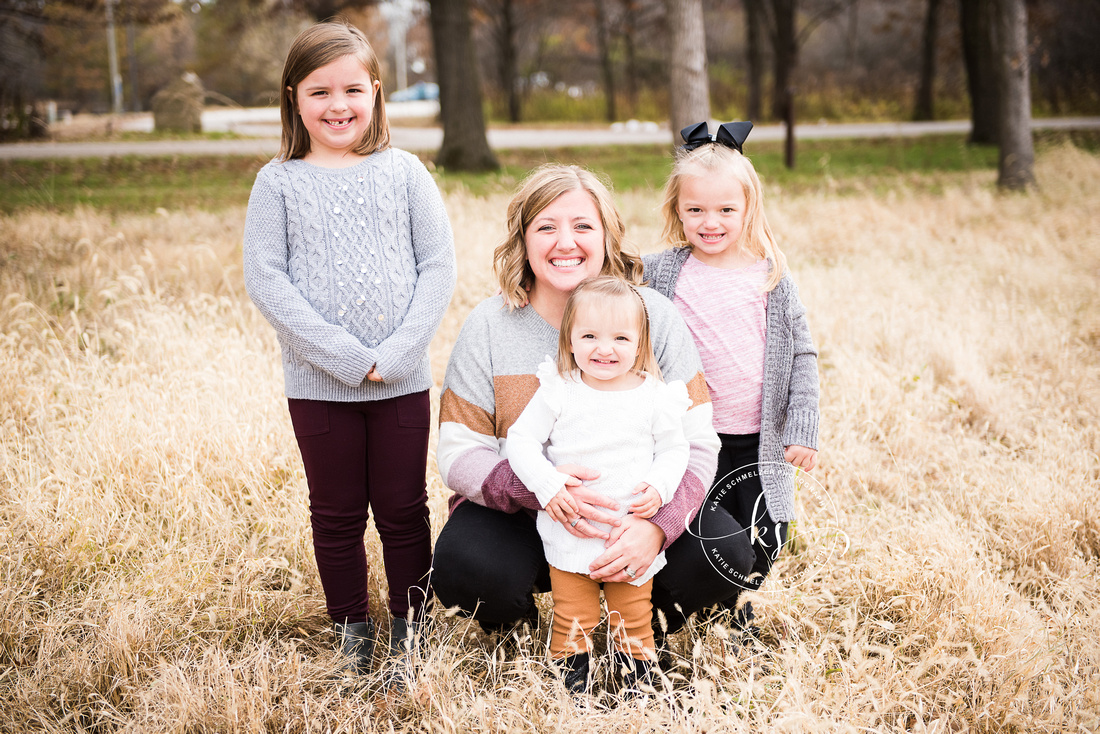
[556,276,661,380]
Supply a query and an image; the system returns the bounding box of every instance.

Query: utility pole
[381,0,426,92]
[105,0,124,114]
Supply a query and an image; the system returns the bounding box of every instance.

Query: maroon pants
[288,392,432,625]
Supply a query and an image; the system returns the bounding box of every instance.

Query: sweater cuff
[334,343,377,388]
[482,460,542,513]
[782,410,819,451]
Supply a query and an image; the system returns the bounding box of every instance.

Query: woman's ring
[624,567,636,579]
[570,518,579,528]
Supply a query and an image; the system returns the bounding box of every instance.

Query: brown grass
[2,145,1099,732]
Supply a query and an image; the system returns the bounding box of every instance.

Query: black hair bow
[679,121,754,153]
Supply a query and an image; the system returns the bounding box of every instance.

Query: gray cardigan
[643,246,819,522]
[244,148,455,402]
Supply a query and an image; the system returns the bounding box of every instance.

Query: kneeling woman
[433,164,756,662]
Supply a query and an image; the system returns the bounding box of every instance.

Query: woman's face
[524,188,606,299]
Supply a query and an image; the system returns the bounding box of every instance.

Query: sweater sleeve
[639,289,721,549]
[640,380,691,504]
[437,301,542,513]
[371,154,457,382]
[505,386,572,507]
[243,166,376,388]
[781,276,820,450]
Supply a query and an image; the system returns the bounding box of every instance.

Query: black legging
[432,433,783,634]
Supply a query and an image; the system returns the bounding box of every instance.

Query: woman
[433,164,757,643]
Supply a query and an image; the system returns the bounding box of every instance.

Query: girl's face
[524,188,606,301]
[676,172,748,267]
[569,300,640,390]
[293,54,380,164]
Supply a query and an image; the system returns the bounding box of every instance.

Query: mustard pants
[549,566,655,660]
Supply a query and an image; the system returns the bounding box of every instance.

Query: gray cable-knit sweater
[643,246,819,522]
[243,148,455,402]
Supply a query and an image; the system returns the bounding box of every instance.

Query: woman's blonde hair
[557,276,661,380]
[494,164,644,309]
[279,20,390,161]
[660,144,786,291]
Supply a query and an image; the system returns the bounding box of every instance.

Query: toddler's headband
[679,121,754,153]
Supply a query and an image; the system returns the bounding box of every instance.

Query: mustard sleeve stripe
[440,388,496,437]
[686,372,710,408]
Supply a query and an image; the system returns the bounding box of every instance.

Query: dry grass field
[2,145,1098,732]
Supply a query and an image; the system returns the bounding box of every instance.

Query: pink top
[673,255,769,434]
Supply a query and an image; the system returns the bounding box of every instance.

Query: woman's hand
[553,463,620,540]
[785,444,817,471]
[588,514,665,583]
[366,366,384,382]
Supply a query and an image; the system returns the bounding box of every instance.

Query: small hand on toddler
[628,482,661,519]
[785,444,817,471]
[544,486,582,526]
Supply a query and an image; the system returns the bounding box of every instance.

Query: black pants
[433,436,780,634]
[703,432,789,628]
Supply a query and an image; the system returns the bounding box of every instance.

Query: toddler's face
[676,172,747,267]
[568,300,640,390]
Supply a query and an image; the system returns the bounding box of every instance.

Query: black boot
[614,651,655,698]
[557,652,591,694]
[333,619,376,675]
[383,616,418,691]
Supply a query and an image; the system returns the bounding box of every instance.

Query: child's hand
[628,482,662,519]
[544,487,581,526]
[785,445,817,471]
[366,366,384,383]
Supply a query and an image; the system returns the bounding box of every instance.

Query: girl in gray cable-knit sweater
[243,21,455,680]
[643,121,819,638]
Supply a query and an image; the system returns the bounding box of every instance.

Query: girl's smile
[569,301,642,391]
[676,174,754,269]
[292,54,380,165]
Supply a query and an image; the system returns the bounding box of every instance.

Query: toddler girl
[645,121,819,639]
[243,21,456,679]
[507,276,690,694]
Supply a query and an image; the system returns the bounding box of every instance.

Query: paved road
[2,116,1098,161]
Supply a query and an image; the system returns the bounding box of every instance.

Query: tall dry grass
[1,146,1098,732]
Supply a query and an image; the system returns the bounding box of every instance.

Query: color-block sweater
[243,149,455,401]
[644,246,820,522]
[437,290,720,549]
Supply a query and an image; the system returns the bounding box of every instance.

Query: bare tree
[428,0,499,170]
[993,0,1034,190]
[594,0,617,122]
[665,0,709,141]
[960,0,998,144]
[912,0,940,121]
[744,0,764,121]
[473,0,523,122]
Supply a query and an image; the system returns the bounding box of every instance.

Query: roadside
[2,107,1099,160]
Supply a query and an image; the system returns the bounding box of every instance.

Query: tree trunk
[913,0,940,121]
[994,0,1035,190]
[770,0,796,123]
[622,1,640,116]
[500,0,521,123]
[744,0,763,121]
[665,0,710,141]
[428,0,499,171]
[596,0,618,122]
[960,0,999,144]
